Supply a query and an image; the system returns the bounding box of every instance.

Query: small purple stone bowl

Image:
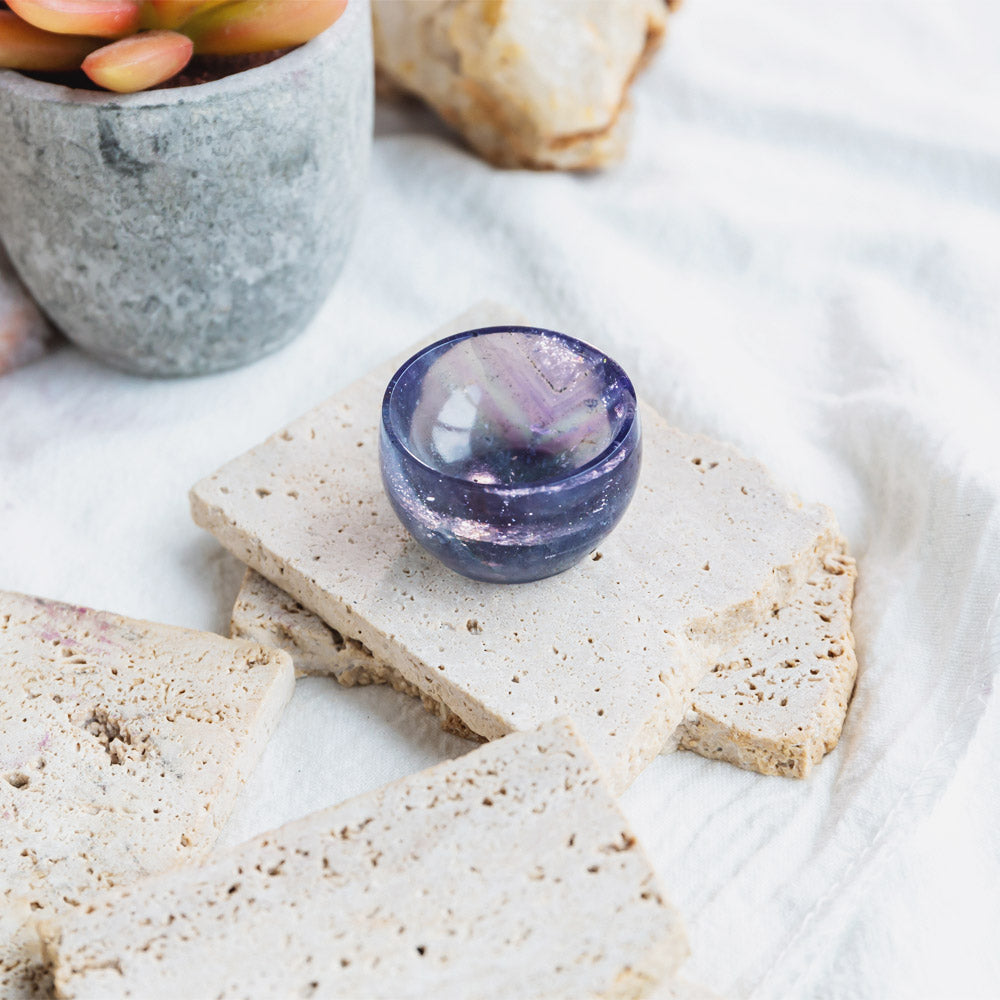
[379,325,642,584]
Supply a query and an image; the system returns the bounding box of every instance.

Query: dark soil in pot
[18,49,294,91]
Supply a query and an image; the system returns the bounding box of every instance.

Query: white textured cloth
[2,1,999,997]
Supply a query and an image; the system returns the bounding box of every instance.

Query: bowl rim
[381,324,640,496]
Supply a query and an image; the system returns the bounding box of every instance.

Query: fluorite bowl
[379,325,642,584]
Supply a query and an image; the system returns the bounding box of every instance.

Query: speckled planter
[0,0,372,376]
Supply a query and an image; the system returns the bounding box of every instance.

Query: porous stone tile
[230,571,479,739]
[41,718,688,1000]
[191,305,840,792]
[232,539,857,778]
[0,590,294,999]
[675,544,857,778]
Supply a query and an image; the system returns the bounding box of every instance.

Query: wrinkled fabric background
[2,1,998,997]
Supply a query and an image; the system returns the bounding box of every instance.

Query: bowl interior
[386,328,636,487]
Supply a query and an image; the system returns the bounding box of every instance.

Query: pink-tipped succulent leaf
[0,9,101,69]
[82,28,192,91]
[6,0,141,38]
[185,0,347,56]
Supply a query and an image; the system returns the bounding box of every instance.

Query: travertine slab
[231,574,381,684]
[230,571,480,740]
[191,305,839,792]
[675,544,857,777]
[0,591,294,999]
[42,719,687,1000]
[232,543,857,777]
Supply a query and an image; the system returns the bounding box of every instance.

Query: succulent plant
[0,0,347,92]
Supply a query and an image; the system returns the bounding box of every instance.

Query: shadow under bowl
[380,325,642,584]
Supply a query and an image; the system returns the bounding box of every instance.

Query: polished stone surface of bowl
[380,325,642,583]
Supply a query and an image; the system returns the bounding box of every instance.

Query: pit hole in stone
[6,773,29,789]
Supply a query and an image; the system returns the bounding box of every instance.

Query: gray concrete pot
[0,0,372,376]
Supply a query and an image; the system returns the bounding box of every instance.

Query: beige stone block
[0,590,294,998]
